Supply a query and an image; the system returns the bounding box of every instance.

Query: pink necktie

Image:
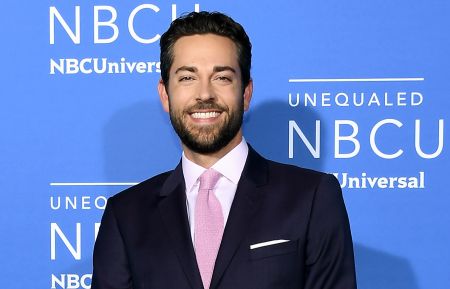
[195,168,223,289]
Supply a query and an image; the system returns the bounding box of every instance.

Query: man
[92,11,357,289]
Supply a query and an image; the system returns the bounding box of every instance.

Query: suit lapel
[158,163,204,289]
[210,146,269,289]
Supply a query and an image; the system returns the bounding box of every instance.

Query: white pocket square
[250,239,290,249]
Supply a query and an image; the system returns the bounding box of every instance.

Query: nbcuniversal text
[48,3,201,77]
[50,57,161,75]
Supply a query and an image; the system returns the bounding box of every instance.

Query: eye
[179,76,195,82]
[215,75,232,82]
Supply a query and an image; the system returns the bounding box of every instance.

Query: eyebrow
[174,66,197,74]
[174,65,236,74]
[213,66,236,74]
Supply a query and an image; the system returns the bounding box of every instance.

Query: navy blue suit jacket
[91,147,357,289]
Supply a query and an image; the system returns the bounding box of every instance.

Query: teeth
[191,112,220,119]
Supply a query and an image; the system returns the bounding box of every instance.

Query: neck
[183,131,243,168]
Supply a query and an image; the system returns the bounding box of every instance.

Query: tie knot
[199,168,221,191]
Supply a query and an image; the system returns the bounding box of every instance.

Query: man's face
[158,34,252,154]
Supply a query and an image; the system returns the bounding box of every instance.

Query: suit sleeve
[303,174,357,289]
[91,198,133,289]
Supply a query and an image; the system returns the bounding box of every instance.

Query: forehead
[171,34,239,71]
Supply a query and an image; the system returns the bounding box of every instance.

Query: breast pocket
[249,239,298,260]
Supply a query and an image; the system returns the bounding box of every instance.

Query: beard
[168,98,244,154]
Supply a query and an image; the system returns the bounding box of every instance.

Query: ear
[243,79,253,111]
[158,79,170,113]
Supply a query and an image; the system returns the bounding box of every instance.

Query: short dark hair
[160,11,252,89]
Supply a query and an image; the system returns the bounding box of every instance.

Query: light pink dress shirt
[182,138,249,242]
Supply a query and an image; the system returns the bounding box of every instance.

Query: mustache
[185,100,228,113]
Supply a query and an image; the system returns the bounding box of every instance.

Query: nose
[197,79,215,101]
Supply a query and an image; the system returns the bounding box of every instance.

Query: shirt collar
[182,138,249,192]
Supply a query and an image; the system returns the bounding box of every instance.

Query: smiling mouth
[190,111,222,119]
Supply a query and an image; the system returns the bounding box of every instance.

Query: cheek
[168,88,194,108]
[215,86,242,103]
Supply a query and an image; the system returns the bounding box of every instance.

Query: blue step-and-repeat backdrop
[1,1,449,288]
